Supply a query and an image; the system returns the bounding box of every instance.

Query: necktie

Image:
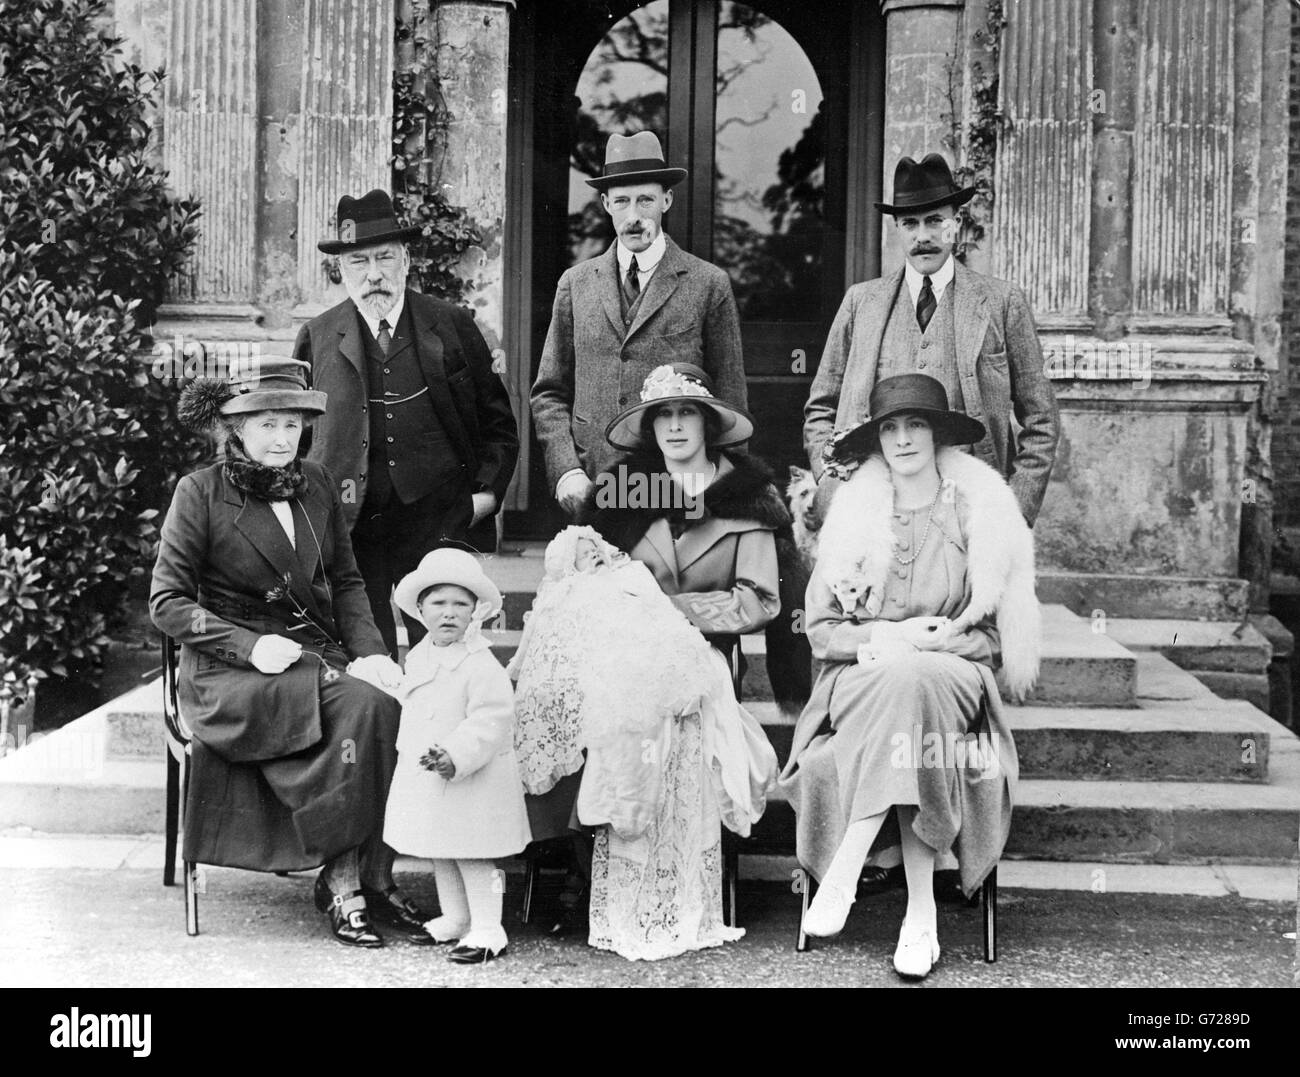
[625,255,641,300]
[377,318,392,356]
[916,275,936,333]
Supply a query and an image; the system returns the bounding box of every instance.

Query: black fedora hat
[586,131,688,191]
[874,153,977,215]
[317,189,423,254]
[824,373,986,465]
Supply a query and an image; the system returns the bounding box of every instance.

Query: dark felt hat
[875,153,977,215]
[586,131,688,191]
[317,189,422,254]
[824,373,986,464]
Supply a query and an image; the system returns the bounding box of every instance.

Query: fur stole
[816,447,1040,700]
[222,435,307,502]
[582,450,792,551]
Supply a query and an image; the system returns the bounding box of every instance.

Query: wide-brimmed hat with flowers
[822,373,986,475]
[394,547,503,624]
[604,363,754,451]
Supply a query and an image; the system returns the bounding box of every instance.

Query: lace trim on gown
[588,712,744,961]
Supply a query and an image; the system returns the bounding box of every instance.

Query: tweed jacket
[803,262,1059,525]
[531,236,747,491]
[293,290,519,549]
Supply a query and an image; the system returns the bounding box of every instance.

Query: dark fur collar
[581,450,791,551]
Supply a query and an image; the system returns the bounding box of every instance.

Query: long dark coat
[293,289,519,551]
[149,460,400,871]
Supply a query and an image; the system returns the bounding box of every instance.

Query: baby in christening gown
[508,525,718,838]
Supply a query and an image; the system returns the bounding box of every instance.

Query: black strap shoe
[448,942,506,965]
[361,884,437,944]
[315,875,384,948]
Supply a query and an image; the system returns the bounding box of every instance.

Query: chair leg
[796,870,815,952]
[184,861,200,937]
[723,843,739,928]
[520,855,537,924]
[163,751,179,888]
[982,866,997,963]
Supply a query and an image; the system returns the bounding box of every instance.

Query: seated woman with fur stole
[779,373,1039,980]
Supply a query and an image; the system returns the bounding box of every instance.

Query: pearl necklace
[893,481,943,566]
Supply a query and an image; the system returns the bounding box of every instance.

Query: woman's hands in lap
[856,617,953,664]
[250,634,304,674]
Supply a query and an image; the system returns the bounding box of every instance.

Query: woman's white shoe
[802,883,855,938]
[892,919,940,978]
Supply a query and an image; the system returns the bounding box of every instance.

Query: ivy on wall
[945,0,1004,263]
[321,9,481,304]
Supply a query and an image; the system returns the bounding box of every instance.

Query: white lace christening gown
[588,647,773,961]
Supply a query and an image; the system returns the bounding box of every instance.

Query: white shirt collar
[904,255,955,307]
[356,290,405,342]
[616,233,667,278]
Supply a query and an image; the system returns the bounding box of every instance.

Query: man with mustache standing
[804,154,1058,525]
[294,190,519,656]
[532,131,747,518]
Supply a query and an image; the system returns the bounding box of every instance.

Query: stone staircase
[3,543,1299,868]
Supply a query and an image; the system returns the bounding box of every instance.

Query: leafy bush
[0,0,200,702]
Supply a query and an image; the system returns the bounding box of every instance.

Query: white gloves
[347,653,404,693]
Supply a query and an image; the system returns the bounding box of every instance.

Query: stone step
[1104,616,1272,674]
[487,605,1139,708]
[746,697,1280,783]
[743,736,1300,864]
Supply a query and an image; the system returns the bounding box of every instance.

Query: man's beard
[347,283,401,321]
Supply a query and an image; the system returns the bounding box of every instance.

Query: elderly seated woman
[150,356,431,948]
[779,373,1038,980]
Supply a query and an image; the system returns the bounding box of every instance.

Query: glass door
[516,0,877,531]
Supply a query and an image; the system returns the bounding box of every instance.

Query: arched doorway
[507,0,882,533]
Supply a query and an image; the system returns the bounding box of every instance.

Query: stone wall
[1276,4,1300,537]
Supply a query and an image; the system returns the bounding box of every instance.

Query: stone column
[1237,0,1291,613]
[426,1,514,353]
[1088,0,1137,339]
[255,0,307,329]
[294,0,396,315]
[878,0,967,273]
[424,1,518,507]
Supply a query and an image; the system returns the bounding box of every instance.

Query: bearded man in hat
[294,190,519,656]
[531,131,747,518]
[803,153,1058,525]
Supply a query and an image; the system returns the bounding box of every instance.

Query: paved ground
[2,851,1295,988]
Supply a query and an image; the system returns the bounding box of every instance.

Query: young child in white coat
[383,548,531,964]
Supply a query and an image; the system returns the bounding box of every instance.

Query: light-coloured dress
[778,498,1019,895]
[585,463,782,961]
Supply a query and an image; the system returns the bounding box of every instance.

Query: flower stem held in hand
[420,745,456,780]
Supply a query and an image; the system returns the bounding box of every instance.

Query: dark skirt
[182,665,400,872]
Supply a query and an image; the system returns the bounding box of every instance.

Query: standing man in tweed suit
[295,190,519,656]
[531,131,747,517]
[804,153,1059,525]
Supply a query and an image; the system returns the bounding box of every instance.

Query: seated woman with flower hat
[150,356,432,948]
[571,362,783,961]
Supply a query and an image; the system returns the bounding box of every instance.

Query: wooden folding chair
[161,635,200,936]
[795,860,999,960]
[719,637,743,927]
